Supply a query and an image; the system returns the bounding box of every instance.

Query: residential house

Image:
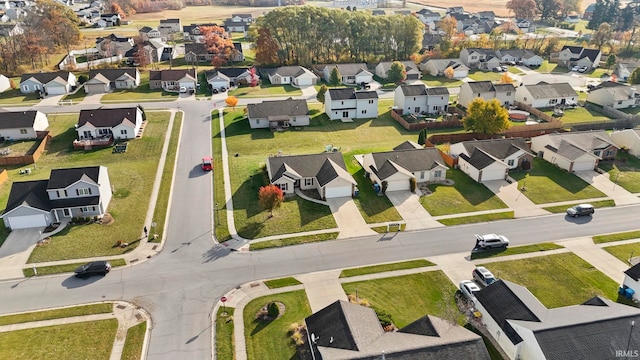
[565,14,580,23]
[530,131,618,172]
[447,6,464,14]
[305,300,490,360]
[325,88,378,120]
[460,48,500,69]
[515,82,578,108]
[550,45,602,69]
[477,10,495,21]
[362,145,448,191]
[513,18,534,33]
[458,81,516,107]
[495,49,543,67]
[84,68,140,94]
[610,129,640,157]
[205,67,251,90]
[449,138,534,182]
[264,66,317,86]
[95,33,134,57]
[230,13,253,23]
[0,23,23,36]
[266,152,356,199]
[184,42,244,64]
[223,18,248,33]
[149,69,197,92]
[182,23,219,42]
[125,39,165,64]
[20,71,77,95]
[420,58,469,79]
[158,18,181,37]
[394,83,449,115]
[321,63,373,85]
[587,81,640,109]
[138,26,162,41]
[97,13,120,27]
[421,33,443,52]
[247,98,310,130]
[475,279,640,360]
[374,61,421,81]
[76,107,143,140]
[415,8,441,30]
[583,3,596,19]
[622,262,640,302]
[0,110,49,140]
[613,60,640,81]
[0,74,9,92]
[1,166,113,230]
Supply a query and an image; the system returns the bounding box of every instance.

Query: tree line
[250,6,423,66]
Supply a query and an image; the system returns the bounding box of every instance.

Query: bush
[374,307,393,328]
[78,75,88,84]
[267,302,279,317]
[409,178,417,192]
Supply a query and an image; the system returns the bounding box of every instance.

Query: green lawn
[438,211,514,225]
[0,303,112,326]
[212,110,231,242]
[342,271,459,328]
[467,70,504,82]
[593,230,640,244]
[603,243,640,264]
[598,152,640,193]
[121,322,147,360]
[0,319,118,360]
[339,259,435,278]
[0,138,38,155]
[244,290,311,360]
[470,243,564,260]
[421,170,508,216]
[23,258,126,277]
[216,307,235,360]
[101,84,179,102]
[544,107,613,125]
[543,199,615,213]
[535,60,559,73]
[264,277,303,289]
[483,253,619,308]
[508,66,524,75]
[62,88,88,103]
[421,74,463,88]
[0,88,42,106]
[249,232,339,250]
[228,83,302,98]
[509,158,606,204]
[13,111,171,262]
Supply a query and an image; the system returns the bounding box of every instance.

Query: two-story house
[458,81,515,107]
[325,88,378,120]
[550,45,602,69]
[158,18,181,37]
[459,48,500,69]
[393,84,449,115]
[586,81,640,109]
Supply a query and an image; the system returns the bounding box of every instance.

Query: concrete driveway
[326,197,377,239]
[574,171,640,206]
[385,191,444,231]
[483,179,549,218]
[0,228,44,279]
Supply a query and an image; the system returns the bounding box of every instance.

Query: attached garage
[6,214,47,229]
[571,159,596,172]
[479,167,507,182]
[324,185,353,198]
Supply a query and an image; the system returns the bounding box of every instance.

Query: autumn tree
[24,0,81,57]
[462,98,510,135]
[254,27,279,65]
[535,0,562,20]
[440,16,458,39]
[387,61,407,83]
[111,3,126,19]
[629,68,640,84]
[506,0,538,20]
[248,67,259,90]
[200,25,234,67]
[329,67,341,86]
[225,96,239,108]
[132,37,151,68]
[317,84,328,104]
[591,23,613,50]
[443,66,455,79]
[258,184,284,217]
[500,73,514,84]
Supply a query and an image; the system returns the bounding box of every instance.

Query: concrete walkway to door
[574,171,640,206]
[326,197,377,239]
[483,179,550,218]
[385,191,444,231]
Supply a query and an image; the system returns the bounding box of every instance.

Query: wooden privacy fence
[0,132,51,166]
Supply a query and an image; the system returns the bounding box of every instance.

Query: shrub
[409,178,417,192]
[267,302,280,317]
[78,75,88,84]
[288,322,300,334]
[374,308,393,328]
[291,331,304,346]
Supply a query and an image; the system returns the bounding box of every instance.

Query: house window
[369,100,374,104]
[434,170,442,178]
[593,150,602,157]
[549,99,557,105]
[255,119,259,124]
[605,150,614,157]
[279,183,288,191]
[361,110,366,114]
[508,159,515,166]
[305,178,314,186]
[341,101,344,105]
[120,130,127,135]
[618,100,623,105]
[20,129,28,134]
[77,188,92,195]
[523,97,528,101]
[420,171,425,179]
[292,117,296,122]
[413,97,416,101]
[506,92,511,96]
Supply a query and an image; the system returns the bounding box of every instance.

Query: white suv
[473,266,497,287]
[475,234,509,249]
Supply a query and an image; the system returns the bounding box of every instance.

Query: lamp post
[215,203,220,226]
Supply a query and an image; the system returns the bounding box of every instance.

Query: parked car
[202,156,213,171]
[74,261,111,278]
[578,66,589,73]
[472,266,497,287]
[179,86,187,93]
[503,61,516,66]
[459,280,481,304]
[475,234,510,249]
[571,65,580,72]
[493,66,505,72]
[566,203,594,217]
[587,84,598,91]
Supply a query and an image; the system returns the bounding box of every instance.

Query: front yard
[227,82,302,98]
[0,88,42,106]
[598,151,640,193]
[510,158,606,204]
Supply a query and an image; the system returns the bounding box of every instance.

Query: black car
[566,204,594,217]
[74,261,111,278]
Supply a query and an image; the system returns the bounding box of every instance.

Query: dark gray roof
[592,80,624,91]
[466,81,495,93]
[77,107,139,128]
[267,152,352,186]
[400,84,428,96]
[398,315,440,337]
[426,87,449,96]
[3,180,51,213]
[88,68,137,82]
[459,149,501,170]
[561,45,584,55]
[579,48,601,63]
[355,91,378,99]
[393,141,422,150]
[460,138,533,160]
[20,71,72,84]
[328,88,377,101]
[493,83,515,92]
[247,98,308,119]
[208,67,249,78]
[47,166,101,189]
[149,69,196,81]
[0,110,40,129]
[370,148,446,180]
[626,263,640,281]
[325,63,369,76]
[523,82,577,99]
[160,18,180,24]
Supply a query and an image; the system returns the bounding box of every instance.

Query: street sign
[221,296,227,303]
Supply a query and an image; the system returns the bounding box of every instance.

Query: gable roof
[77,107,139,129]
[369,148,446,180]
[459,138,533,160]
[20,71,72,85]
[88,68,138,82]
[149,68,196,82]
[393,141,423,150]
[269,65,314,78]
[160,18,180,24]
[47,166,101,189]
[377,61,420,74]
[523,82,577,99]
[267,152,355,186]
[247,98,309,119]
[543,131,618,153]
[625,262,640,281]
[0,110,42,129]
[324,63,370,76]
[206,67,250,80]
[328,88,378,100]
[459,148,506,170]
[3,180,51,213]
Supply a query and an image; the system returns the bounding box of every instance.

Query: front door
[342,111,349,118]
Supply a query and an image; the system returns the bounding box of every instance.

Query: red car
[202,157,212,171]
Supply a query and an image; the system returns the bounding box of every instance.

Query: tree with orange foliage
[111,3,126,19]
[248,67,259,90]
[499,73,514,84]
[444,66,455,79]
[200,25,234,67]
[225,96,239,109]
[258,184,284,217]
[254,27,279,66]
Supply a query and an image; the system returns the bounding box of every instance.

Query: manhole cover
[116,305,126,309]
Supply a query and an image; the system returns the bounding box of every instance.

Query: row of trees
[587,0,640,32]
[250,6,423,66]
[0,0,81,74]
[506,0,581,21]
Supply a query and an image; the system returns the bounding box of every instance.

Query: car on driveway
[75,261,111,278]
[566,203,594,217]
[459,280,481,304]
[578,66,589,73]
[475,234,510,249]
[472,266,496,287]
[571,65,580,72]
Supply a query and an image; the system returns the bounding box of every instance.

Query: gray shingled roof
[370,148,446,180]
[271,66,309,77]
[545,140,589,160]
[461,138,533,160]
[325,63,369,76]
[400,84,428,96]
[3,180,51,213]
[393,141,423,150]
[247,98,308,119]
[267,152,354,186]
[47,166,101,189]
[88,68,137,82]
[459,149,502,170]
[625,263,640,281]
[77,107,139,129]
[149,69,196,82]
[20,71,72,85]
[426,87,450,96]
[0,110,40,129]
[544,131,618,154]
[466,81,495,93]
[523,82,577,99]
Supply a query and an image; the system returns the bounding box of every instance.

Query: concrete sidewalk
[386,191,444,231]
[560,237,630,283]
[574,171,640,206]
[483,179,550,218]
[295,270,348,312]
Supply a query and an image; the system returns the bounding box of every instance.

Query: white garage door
[572,160,595,172]
[385,180,409,192]
[46,86,66,95]
[8,215,47,229]
[480,169,506,182]
[325,186,352,198]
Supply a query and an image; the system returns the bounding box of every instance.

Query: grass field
[339,259,435,278]
[470,243,564,260]
[0,303,112,326]
[264,277,303,289]
[594,230,640,244]
[598,152,640,193]
[603,243,640,264]
[121,322,147,360]
[216,307,235,360]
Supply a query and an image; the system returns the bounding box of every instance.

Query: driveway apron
[483,179,549,218]
[385,191,444,230]
[574,171,640,206]
[0,228,43,280]
[326,197,377,239]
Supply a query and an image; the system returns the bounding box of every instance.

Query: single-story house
[247,98,310,130]
[623,262,640,302]
[20,71,77,95]
[530,131,618,172]
[613,61,639,81]
[0,74,10,92]
[0,110,49,140]
[495,49,543,67]
[458,81,516,107]
[475,279,640,360]
[1,166,112,230]
[393,83,449,115]
[324,88,378,120]
[76,107,143,140]
[362,144,448,192]
[305,300,491,360]
[264,66,317,86]
[610,129,640,157]
[374,61,421,81]
[205,67,251,90]
[420,58,469,79]
[515,82,578,108]
[450,138,534,182]
[84,68,140,94]
[266,152,357,199]
[321,63,373,85]
[149,68,197,91]
[586,81,640,109]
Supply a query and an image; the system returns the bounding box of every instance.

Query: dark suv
[74,261,111,278]
[566,204,594,217]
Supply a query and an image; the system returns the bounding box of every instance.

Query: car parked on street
[472,266,497,287]
[459,280,481,304]
[202,157,213,171]
[475,234,510,249]
[566,203,594,217]
[74,261,111,278]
